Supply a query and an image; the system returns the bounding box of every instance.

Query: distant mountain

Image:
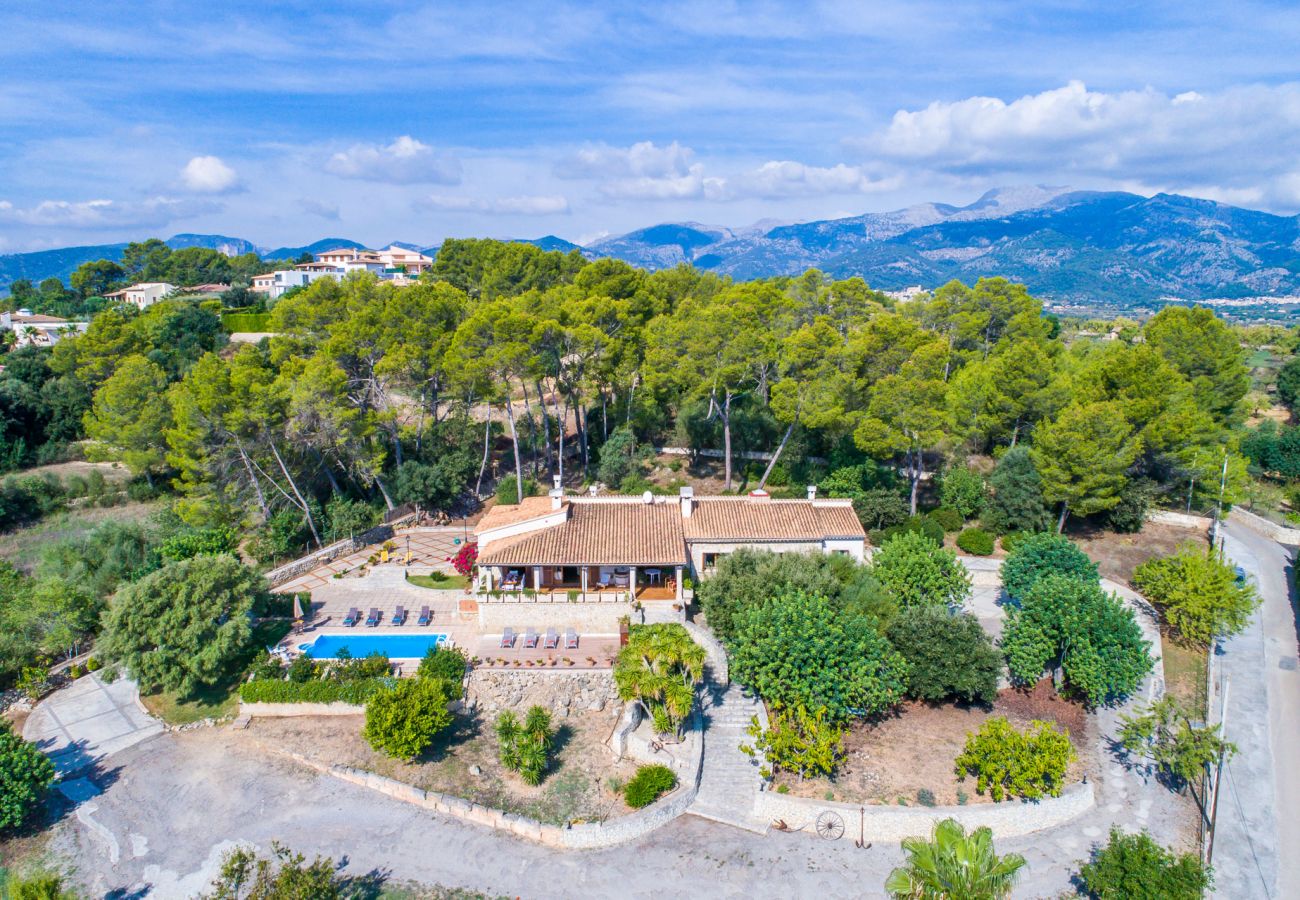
[0,241,130,291]
[166,233,260,256]
[521,235,586,254]
[261,237,368,260]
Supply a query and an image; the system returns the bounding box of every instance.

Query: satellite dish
[642,491,654,504]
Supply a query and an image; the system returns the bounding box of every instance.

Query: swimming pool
[298,633,450,659]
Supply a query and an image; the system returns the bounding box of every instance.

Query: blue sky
[3,0,1300,252]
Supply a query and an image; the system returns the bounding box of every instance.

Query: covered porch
[477,562,684,603]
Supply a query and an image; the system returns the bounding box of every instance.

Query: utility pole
[1206,674,1230,866]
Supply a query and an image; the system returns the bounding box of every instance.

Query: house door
[562,566,579,585]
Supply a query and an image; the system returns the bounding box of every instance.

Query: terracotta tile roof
[477,501,689,567]
[683,497,864,541]
[10,313,70,325]
[476,496,562,533]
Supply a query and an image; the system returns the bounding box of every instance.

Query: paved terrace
[273,526,473,594]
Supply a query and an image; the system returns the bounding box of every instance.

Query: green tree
[1000,532,1098,599]
[82,354,172,485]
[885,818,1027,900]
[1001,574,1152,706]
[1133,544,1260,645]
[1030,401,1139,532]
[742,703,845,779]
[417,645,467,696]
[98,554,266,697]
[200,842,345,900]
[495,705,555,785]
[0,718,55,833]
[362,676,452,761]
[939,466,986,519]
[1118,696,1235,789]
[886,606,1002,703]
[69,258,126,298]
[870,530,972,609]
[596,424,639,489]
[1078,827,1212,900]
[981,447,1055,535]
[728,591,908,720]
[1143,305,1249,425]
[613,624,705,735]
[1277,356,1300,413]
[954,716,1074,801]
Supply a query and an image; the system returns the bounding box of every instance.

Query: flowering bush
[450,542,478,576]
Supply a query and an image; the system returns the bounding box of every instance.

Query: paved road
[1217,523,1300,898]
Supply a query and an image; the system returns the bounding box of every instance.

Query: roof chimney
[549,487,564,511]
[589,484,598,497]
[680,486,694,518]
[553,475,562,491]
[748,489,770,502]
[807,484,817,501]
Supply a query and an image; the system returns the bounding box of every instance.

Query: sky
[4,0,1300,253]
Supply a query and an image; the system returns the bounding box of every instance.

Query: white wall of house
[476,508,571,550]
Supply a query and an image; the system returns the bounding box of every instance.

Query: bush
[886,606,1002,704]
[939,467,985,519]
[0,719,56,832]
[1000,532,1098,599]
[418,646,467,697]
[450,542,477,577]
[999,531,1028,553]
[982,447,1053,534]
[596,425,639,490]
[871,515,945,548]
[956,527,995,556]
[0,871,78,899]
[158,526,238,563]
[954,717,1074,802]
[742,703,845,779]
[1134,544,1259,646]
[916,788,936,808]
[86,656,101,672]
[238,677,392,705]
[285,654,318,683]
[496,706,555,786]
[1079,827,1212,899]
[495,474,539,506]
[1103,478,1156,533]
[870,530,972,609]
[624,764,678,808]
[929,507,964,533]
[363,676,454,760]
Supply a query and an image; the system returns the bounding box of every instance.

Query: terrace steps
[688,662,768,834]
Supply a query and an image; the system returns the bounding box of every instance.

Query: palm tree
[885,818,1026,900]
[612,624,706,736]
[495,711,521,769]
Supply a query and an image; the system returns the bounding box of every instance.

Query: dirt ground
[245,708,637,825]
[9,460,130,483]
[773,681,1094,807]
[1068,520,1209,586]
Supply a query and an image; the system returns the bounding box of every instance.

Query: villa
[103,281,176,310]
[2,310,87,346]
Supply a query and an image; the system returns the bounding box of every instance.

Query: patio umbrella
[292,593,305,620]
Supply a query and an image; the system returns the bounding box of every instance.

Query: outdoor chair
[565,627,579,650]
[393,605,407,625]
[365,607,381,627]
[343,607,360,627]
[523,628,540,648]
[417,605,432,626]
[544,627,560,649]
[500,627,517,648]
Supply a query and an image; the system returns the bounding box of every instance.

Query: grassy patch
[1161,634,1208,720]
[221,312,273,333]
[0,500,163,572]
[141,681,240,725]
[407,573,470,591]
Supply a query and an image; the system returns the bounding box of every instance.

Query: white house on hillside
[103,282,176,310]
[2,310,87,346]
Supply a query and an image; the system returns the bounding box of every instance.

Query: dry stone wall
[465,669,621,717]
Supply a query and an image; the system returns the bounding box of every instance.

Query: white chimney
[807,485,817,501]
[553,475,562,490]
[549,487,564,510]
[680,486,694,518]
[588,484,598,497]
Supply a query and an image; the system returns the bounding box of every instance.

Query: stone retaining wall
[1146,509,1212,530]
[241,701,366,717]
[476,600,633,635]
[1229,506,1300,545]
[754,781,1094,841]
[266,521,411,585]
[465,669,620,716]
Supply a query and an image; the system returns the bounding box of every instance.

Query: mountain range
[4,187,1300,307]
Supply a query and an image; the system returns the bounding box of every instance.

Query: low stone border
[1229,506,1300,545]
[276,700,706,849]
[754,781,1094,842]
[240,701,366,717]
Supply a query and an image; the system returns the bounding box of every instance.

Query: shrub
[999,531,1028,553]
[158,526,238,563]
[450,542,478,577]
[1103,478,1156,533]
[496,706,555,786]
[916,788,936,808]
[1118,696,1237,788]
[238,677,392,705]
[363,676,454,761]
[1078,827,1213,899]
[0,871,78,899]
[939,467,986,519]
[1133,544,1259,646]
[624,764,677,808]
[728,591,908,720]
[742,703,845,779]
[954,717,1074,802]
[85,657,101,672]
[982,447,1053,535]
[1000,532,1098,599]
[929,507,964,533]
[1002,574,1152,706]
[886,818,1025,898]
[0,719,56,832]
[872,515,945,548]
[285,654,318,683]
[870,530,972,609]
[495,474,539,506]
[886,606,1002,704]
[956,527,995,556]
[418,646,467,697]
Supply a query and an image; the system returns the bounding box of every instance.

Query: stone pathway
[23,674,164,775]
[688,662,768,833]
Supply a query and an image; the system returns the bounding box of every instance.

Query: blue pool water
[298,633,450,659]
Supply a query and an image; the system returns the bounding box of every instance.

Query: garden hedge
[239,676,394,705]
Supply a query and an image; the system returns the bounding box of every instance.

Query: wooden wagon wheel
[816,811,845,841]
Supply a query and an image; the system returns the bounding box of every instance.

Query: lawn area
[407,573,470,591]
[1161,635,1208,720]
[141,682,241,726]
[247,706,636,825]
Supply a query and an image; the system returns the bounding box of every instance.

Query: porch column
[629,565,638,602]
[581,565,589,600]
[532,566,543,595]
[675,565,684,602]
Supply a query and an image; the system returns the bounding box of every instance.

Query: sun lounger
[523,628,540,649]
[500,627,517,648]
[565,627,579,650]
[417,605,432,626]
[393,605,407,625]
[343,607,360,627]
[544,627,560,649]
[365,607,380,627]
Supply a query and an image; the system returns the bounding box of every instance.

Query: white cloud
[716,161,902,200]
[326,136,462,185]
[299,198,340,220]
[416,194,569,215]
[0,196,219,229]
[556,140,697,180]
[180,155,240,193]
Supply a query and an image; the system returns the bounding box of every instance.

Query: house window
[703,552,725,570]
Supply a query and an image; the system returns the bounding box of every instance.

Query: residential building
[376,245,434,274]
[250,269,337,299]
[103,282,177,310]
[3,310,87,347]
[251,244,435,298]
